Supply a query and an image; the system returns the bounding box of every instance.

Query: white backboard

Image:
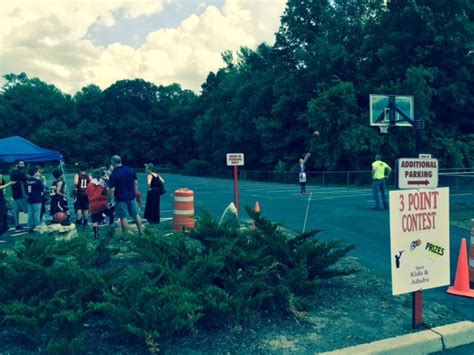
[370,94,414,127]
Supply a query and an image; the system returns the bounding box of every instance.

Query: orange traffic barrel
[173,188,195,231]
[470,219,474,282]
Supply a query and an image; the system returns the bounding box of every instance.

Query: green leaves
[0,211,354,351]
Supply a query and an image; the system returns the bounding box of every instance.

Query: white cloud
[0,0,286,94]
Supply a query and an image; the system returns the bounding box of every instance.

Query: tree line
[0,0,472,173]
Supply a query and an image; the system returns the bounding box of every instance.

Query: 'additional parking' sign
[398,158,438,189]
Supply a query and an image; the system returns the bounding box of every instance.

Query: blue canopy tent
[0,136,69,196]
[0,136,62,163]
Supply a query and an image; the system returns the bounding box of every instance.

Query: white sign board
[419,154,432,159]
[390,187,450,295]
[226,153,244,166]
[398,158,438,189]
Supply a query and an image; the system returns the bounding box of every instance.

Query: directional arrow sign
[398,158,438,189]
[407,180,429,186]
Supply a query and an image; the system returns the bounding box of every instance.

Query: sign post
[226,153,244,218]
[396,157,440,328]
[233,166,239,217]
[389,188,450,328]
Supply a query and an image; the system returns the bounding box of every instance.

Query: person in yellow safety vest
[372,154,392,210]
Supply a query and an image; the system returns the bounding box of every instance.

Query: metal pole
[59,159,70,197]
[415,116,424,156]
[234,166,239,218]
[412,291,423,328]
[302,192,312,233]
[412,115,425,329]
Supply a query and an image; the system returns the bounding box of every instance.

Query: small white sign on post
[398,158,438,189]
[389,187,450,296]
[226,153,244,166]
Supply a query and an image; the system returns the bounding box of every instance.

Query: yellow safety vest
[372,160,389,180]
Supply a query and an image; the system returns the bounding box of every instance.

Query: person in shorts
[87,170,115,239]
[73,164,91,226]
[10,160,28,230]
[26,167,44,232]
[50,168,70,224]
[107,155,143,235]
[299,153,310,194]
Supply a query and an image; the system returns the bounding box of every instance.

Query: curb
[320,321,474,354]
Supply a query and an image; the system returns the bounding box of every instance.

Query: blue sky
[87,0,226,48]
[0,0,286,94]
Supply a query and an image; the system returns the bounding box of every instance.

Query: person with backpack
[144,163,165,224]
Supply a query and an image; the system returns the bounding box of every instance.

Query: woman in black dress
[144,164,165,224]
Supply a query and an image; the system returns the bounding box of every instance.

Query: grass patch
[451,203,474,230]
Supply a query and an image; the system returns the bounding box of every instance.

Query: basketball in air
[416,239,422,247]
[53,212,67,223]
[313,130,320,136]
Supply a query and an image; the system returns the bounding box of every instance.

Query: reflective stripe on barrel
[470,219,474,283]
[470,219,474,268]
[173,188,195,231]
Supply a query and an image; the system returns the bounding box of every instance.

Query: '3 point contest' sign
[389,187,450,295]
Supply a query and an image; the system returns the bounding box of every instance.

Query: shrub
[98,209,355,343]
[0,236,111,350]
[0,211,355,352]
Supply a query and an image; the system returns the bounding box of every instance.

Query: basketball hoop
[379,125,389,134]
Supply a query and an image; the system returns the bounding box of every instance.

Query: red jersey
[86,180,108,214]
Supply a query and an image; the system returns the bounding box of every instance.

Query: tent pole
[59,159,71,203]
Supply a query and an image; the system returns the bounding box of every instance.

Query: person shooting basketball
[298,130,319,194]
[299,153,310,194]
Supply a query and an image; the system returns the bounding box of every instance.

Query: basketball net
[379,125,389,134]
